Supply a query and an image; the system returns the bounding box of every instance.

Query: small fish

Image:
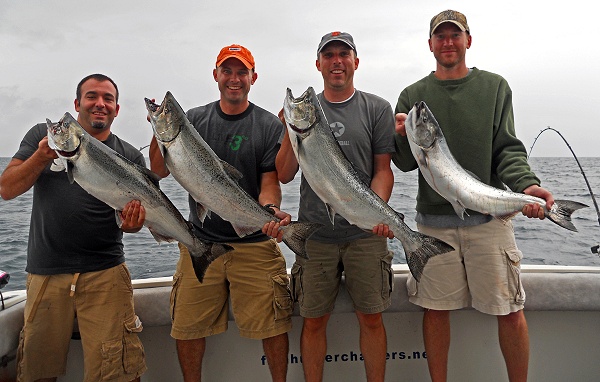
[47,112,232,282]
[405,101,588,231]
[283,87,454,281]
[145,92,322,259]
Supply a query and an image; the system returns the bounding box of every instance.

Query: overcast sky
[1,0,598,159]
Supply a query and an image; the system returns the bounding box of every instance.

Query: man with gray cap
[392,10,554,382]
[276,31,396,382]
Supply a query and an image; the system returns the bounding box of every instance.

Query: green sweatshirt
[392,68,540,216]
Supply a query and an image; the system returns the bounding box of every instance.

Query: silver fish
[405,101,587,231]
[145,92,322,258]
[47,112,232,282]
[282,87,454,281]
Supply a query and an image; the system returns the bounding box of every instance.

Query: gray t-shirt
[185,101,285,243]
[298,90,396,243]
[14,123,145,275]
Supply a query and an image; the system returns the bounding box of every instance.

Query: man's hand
[373,223,394,239]
[522,185,554,220]
[120,200,146,232]
[395,113,408,136]
[262,209,292,243]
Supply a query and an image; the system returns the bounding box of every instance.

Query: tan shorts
[170,240,292,340]
[291,235,393,317]
[17,264,146,382]
[407,219,526,315]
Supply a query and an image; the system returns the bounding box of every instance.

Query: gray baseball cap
[317,31,357,55]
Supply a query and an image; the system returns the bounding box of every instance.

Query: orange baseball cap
[216,44,255,69]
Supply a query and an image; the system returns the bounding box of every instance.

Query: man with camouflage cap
[392,10,554,382]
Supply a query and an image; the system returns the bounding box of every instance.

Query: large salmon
[283,87,454,281]
[145,92,321,259]
[405,101,587,231]
[47,112,232,282]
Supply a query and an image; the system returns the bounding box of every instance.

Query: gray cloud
[1,0,598,159]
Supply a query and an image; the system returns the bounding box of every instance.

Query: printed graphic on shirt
[229,134,249,151]
[330,121,349,146]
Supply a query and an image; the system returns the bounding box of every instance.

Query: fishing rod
[528,126,600,255]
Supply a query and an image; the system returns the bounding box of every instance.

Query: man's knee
[356,311,384,330]
[303,315,330,333]
[498,310,527,327]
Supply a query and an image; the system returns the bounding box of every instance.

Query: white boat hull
[2,265,600,381]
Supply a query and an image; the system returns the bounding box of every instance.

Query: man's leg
[356,311,386,382]
[300,314,330,382]
[262,332,289,382]
[176,338,206,382]
[423,309,450,382]
[498,310,529,382]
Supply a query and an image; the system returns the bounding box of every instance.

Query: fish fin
[402,231,455,282]
[66,162,75,184]
[231,223,259,238]
[115,210,124,228]
[222,160,244,182]
[189,241,234,283]
[50,159,66,172]
[466,170,481,181]
[544,199,589,232]
[416,149,428,168]
[195,203,210,224]
[324,203,336,227]
[159,142,168,160]
[395,210,405,221]
[450,200,468,220]
[139,165,162,187]
[495,212,519,224]
[148,227,177,243]
[281,221,323,259]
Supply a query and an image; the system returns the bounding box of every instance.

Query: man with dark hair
[0,74,147,382]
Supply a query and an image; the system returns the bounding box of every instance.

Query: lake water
[1,156,599,292]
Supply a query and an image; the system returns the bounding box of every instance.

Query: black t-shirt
[185,102,283,243]
[13,123,145,275]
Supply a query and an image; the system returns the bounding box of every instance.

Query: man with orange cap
[150,44,292,382]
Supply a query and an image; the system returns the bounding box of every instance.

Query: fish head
[406,101,440,150]
[145,91,185,143]
[283,87,319,136]
[46,112,84,158]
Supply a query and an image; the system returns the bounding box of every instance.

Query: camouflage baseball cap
[429,10,470,37]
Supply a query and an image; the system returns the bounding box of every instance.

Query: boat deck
[2,265,600,381]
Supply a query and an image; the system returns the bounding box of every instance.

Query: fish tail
[403,233,454,282]
[545,199,589,232]
[189,241,234,283]
[281,221,323,259]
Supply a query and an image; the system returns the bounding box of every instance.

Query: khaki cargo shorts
[17,264,146,382]
[291,235,394,318]
[171,240,292,340]
[407,219,526,315]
